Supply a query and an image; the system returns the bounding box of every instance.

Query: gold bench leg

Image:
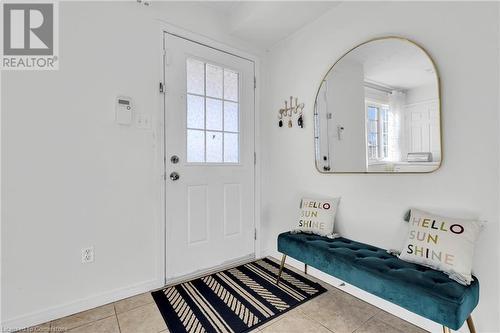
[467,316,476,333]
[276,254,286,285]
[443,317,475,333]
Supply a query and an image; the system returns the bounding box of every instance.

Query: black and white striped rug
[152,258,326,333]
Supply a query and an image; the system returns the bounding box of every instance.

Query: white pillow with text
[293,197,340,238]
[399,209,483,285]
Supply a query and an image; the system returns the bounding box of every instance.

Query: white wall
[365,86,390,105]
[406,83,439,105]
[1,1,261,329]
[261,2,499,332]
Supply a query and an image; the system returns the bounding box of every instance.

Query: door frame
[156,21,262,286]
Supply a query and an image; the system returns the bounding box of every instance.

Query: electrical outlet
[81,246,94,264]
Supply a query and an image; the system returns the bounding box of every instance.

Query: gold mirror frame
[313,36,442,174]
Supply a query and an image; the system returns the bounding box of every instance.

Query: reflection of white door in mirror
[314,37,441,173]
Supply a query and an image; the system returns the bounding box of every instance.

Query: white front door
[163,33,255,282]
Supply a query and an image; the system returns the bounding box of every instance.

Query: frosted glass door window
[206,64,223,98]
[223,133,239,163]
[186,58,240,163]
[206,98,223,131]
[187,130,205,162]
[187,59,205,95]
[206,132,223,162]
[224,70,239,102]
[187,95,204,129]
[223,101,239,132]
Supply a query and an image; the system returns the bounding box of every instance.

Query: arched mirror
[314,37,441,173]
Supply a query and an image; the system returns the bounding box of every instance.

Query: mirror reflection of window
[364,87,405,166]
[366,104,389,162]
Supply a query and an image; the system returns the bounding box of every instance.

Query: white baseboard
[1,278,164,331]
[264,250,470,333]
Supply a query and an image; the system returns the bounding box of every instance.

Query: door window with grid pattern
[186,58,240,163]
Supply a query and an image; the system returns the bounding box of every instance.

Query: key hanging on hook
[298,114,304,128]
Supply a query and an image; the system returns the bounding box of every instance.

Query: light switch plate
[135,113,151,129]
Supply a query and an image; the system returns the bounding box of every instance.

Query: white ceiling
[349,39,436,90]
[198,1,340,49]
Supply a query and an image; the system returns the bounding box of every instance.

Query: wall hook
[277,96,304,129]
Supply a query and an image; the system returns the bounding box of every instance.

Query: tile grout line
[114,298,155,315]
[259,313,288,331]
[314,316,337,333]
[51,296,155,333]
[295,298,337,333]
[52,311,116,332]
[375,314,429,333]
[113,304,122,333]
[351,309,385,333]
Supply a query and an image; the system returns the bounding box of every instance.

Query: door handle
[169,172,180,181]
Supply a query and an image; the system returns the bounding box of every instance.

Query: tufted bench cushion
[277,232,479,330]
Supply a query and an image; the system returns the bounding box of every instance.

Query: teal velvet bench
[276,232,479,333]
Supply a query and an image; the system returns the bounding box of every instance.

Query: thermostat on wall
[115,96,133,125]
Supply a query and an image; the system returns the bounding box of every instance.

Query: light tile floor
[17,260,428,333]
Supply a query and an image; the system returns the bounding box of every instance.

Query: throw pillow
[293,197,340,238]
[399,208,483,285]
